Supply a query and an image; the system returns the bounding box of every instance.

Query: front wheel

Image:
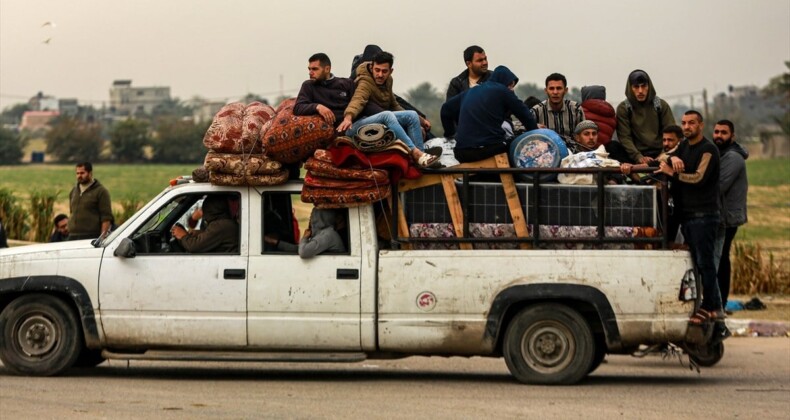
[503,303,595,385]
[0,294,82,376]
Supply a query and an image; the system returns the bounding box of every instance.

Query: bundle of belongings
[580,86,617,145]
[201,98,338,186]
[301,123,422,208]
[202,101,289,186]
[557,145,621,185]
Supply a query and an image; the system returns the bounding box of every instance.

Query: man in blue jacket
[441,65,538,163]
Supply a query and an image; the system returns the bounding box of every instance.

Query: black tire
[688,342,724,367]
[503,303,595,385]
[0,294,82,376]
[588,334,607,374]
[73,347,106,368]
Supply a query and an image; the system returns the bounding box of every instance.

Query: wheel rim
[521,321,575,373]
[16,314,60,357]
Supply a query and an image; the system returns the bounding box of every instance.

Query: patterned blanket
[204,152,283,176]
[263,98,336,164]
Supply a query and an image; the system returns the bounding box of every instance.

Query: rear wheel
[688,342,724,367]
[503,303,595,385]
[0,294,81,376]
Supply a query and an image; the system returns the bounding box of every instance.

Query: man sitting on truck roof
[171,194,239,253]
[336,51,440,169]
[294,53,358,129]
[441,65,538,163]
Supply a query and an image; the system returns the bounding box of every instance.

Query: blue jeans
[682,214,723,312]
[347,111,424,151]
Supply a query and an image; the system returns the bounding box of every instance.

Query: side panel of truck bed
[376,249,695,354]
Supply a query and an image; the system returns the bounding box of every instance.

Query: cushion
[304,157,390,183]
[203,102,247,153]
[301,184,391,208]
[263,98,336,163]
[204,152,283,176]
[509,129,569,182]
[209,170,289,186]
[241,102,276,153]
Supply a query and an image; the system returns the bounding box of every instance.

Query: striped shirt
[531,99,585,150]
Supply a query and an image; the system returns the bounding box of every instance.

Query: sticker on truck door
[416,291,437,311]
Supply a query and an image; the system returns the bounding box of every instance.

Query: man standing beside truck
[68,162,113,240]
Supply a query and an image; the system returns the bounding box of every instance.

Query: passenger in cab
[446,45,492,100]
[441,65,538,163]
[298,208,346,259]
[171,195,239,253]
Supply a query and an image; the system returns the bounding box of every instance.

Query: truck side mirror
[114,238,137,258]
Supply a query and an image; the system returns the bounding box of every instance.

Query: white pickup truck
[0,177,716,384]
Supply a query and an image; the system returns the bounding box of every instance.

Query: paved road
[1,338,788,419]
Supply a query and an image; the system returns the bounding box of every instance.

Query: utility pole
[702,88,709,122]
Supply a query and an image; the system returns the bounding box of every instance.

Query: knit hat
[574,120,599,135]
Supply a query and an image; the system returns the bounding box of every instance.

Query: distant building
[193,101,226,123]
[109,80,171,116]
[58,98,79,116]
[20,110,59,132]
[28,92,58,111]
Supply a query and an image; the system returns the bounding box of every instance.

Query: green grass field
[0,164,199,206]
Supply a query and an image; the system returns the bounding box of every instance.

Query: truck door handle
[224,269,246,280]
[336,268,359,280]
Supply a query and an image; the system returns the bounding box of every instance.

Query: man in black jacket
[293,53,362,128]
[446,45,492,100]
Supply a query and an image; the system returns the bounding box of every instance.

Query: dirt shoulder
[727,294,790,322]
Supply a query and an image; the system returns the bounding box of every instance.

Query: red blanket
[327,143,421,183]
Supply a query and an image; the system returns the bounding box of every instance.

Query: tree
[109,119,150,162]
[45,116,104,163]
[1,103,31,125]
[404,82,443,135]
[515,82,545,102]
[762,61,790,100]
[0,127,26,164]
[242,93,270,105]
[151,98,194,119]
[150,117,208,163]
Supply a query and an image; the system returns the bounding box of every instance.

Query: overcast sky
[1,0,788,110]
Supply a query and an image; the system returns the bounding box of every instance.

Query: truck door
[98,189,248,348]
[247,192,362,350]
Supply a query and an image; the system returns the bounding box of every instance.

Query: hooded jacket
[580,85,616,145]
[615,70,676,162]
[441,65,537,149]
[179,195,239,253]
[299,208,346,258]
[343,62,404,120]
[718,141,749,226]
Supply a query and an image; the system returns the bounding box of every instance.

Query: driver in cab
[170,195,239,253]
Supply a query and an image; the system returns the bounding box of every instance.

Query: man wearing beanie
[574,120,630,163]
[616,70,676,164]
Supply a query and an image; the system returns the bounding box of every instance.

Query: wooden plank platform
[397,153,531,249]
